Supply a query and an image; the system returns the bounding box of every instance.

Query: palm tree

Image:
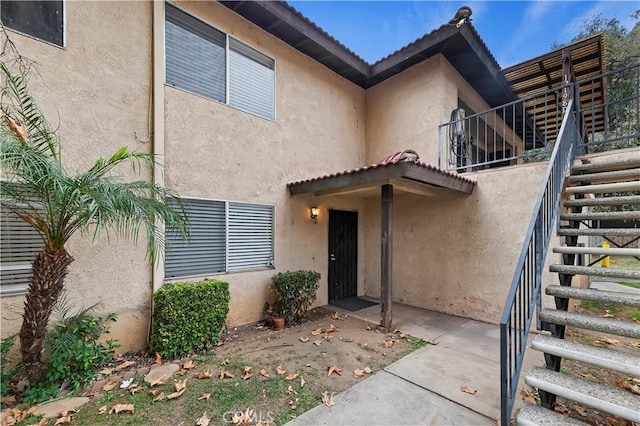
[0,62,188,382]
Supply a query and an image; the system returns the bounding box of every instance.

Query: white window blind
[0,212,44,296]
[164,198,274,279]
[229,38,275,120]
[165,3,226,103]
[228,202,274,271]
[164,3,275,120]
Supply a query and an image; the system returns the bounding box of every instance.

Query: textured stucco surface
[163,2,367,327]
[1,1,153,350]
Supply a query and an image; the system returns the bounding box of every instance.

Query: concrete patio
[287,301,544,425]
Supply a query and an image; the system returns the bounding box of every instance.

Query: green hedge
[271,270,321,324]
[150,279,230,358]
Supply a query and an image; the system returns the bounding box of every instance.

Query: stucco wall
[363,162,558,324]
[0,1,153,350]
[163,2,367,326]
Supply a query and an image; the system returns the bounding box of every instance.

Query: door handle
[330,254,336,261]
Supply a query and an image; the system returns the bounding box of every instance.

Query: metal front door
[328,210,358,302]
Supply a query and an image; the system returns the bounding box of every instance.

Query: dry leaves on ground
[574,404,588,417]
[109,404,135,414]
[167,388,186,400]
[114,360,136,372]
[311,327,323,336]
[285,372,299,381]
[286,385,297,396]
[98,405,108,415]
[299,336,310,343]
[331,312,347,320]
[174,379,187,392]
[242,366,254,380]
[595,337,620,347]
[154,352,162,364]
[353,367,372,378]
[326,324,339,333]
[520,387,538,404]
[260,368,270,378]
[423,339,439,345]
[277,365,286,375]
[300,376,306,388]
[381,338,395,348]
[54,414,74,425]
[327,365,342,377]
[102,378,119,392]
[322,391,335,408]
[313,340,322,347]
[129,384,144,394]
[152,392,166,402]
[194,370,213,379]
[198,393,211,401]
[1,406,37,423]
[183,359,195,369]
[148,378,164,387]
[460,383,477,395]
[220,370,234,379]
[196,411,211,426]
[554,404,570,415]
[324,334,334,342]
[617,377,640,395]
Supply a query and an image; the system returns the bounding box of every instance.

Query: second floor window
[165,3,275,120]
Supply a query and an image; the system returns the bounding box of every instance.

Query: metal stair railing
[499,97,579,425]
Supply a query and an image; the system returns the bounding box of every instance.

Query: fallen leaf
[365,324,372,330]
[574,404,588,416]
[154,352,162,365]
[98,405,107,415]
[520,387,538,404]
[147,378,164,387]
[424,339,439,345]
[219,370,234,379]
[166,388,186,400]
[98,367,114,375]
[554,404,570,415]
[183,359,195,370]
[285,372,299,381]
[617,378,640,395]
[324,334,334,342]
[288,399,297,409]
[196,411,211,426]
[381,338,394,348]
[149,389,161,396]
[331,312,346,320]
[285,385,296,396]
[322,391,334,408]
[313,340,322,347]
[311,327,323,336]
[260,368,270,378]
[174,379,187,392]
[327,366,342,376]
[153,392,166,402]
[277,365,286,375]
[198,393,211,401]
[596,337,620,346]
[115,360,136,371]
[2,113,28,142]
[102,379,119,391]
[460,384,477,395]
[222,359,230,366]
[0,395,16,404]
[354,369,364,377]
[54,416,73,425]
[129,385,144,395]
[242,366,253,380]
[109,404,135,414]
[176,369,187,376]
[194,370,213,379]
[326,324,339,333]
[364,367,372,374]
[299,337,310,343]
[300,376,306,388]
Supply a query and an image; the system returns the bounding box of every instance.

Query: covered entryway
[287,150,477,330]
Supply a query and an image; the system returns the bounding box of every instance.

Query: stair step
[525,367,640,422]
[566,181,640,194]
[557,228,640,237]
[553,246,640,257]
[532,334,640,376]
[572,157,640,174]
[569,168,640,184]
[546,285,640,307]
[560,211,640,221]
[564,195,640,207]
[549,264,640,280]
[539,309,640,339]
[517,404,587,426]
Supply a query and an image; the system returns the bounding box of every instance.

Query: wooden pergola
[288,154,476,330]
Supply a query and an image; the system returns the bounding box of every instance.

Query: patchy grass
[579,299,640,322]
[609,255,640,270]
[10,309,429,425]
[615,281,640,289]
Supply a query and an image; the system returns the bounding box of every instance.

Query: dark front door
[328,210,358,302]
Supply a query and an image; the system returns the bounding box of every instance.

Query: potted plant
[263,301,285,330]
[270,270,321,326]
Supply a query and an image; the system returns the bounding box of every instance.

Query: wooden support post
[381,184,393,330]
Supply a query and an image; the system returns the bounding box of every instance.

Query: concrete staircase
[517,157,640,425]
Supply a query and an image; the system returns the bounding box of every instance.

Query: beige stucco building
[1,1,562,351]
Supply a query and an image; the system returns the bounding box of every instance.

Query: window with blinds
[0,212,44,296]
[164,3,275,120]
[165,198,274,279]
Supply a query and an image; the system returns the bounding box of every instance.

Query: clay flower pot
[273,316,285,331]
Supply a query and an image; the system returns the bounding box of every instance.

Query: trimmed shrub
[271,270,321,324]
[150,279,230,358]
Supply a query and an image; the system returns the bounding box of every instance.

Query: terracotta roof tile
[287,150,476,187]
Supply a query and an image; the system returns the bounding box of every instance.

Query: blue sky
[288,1,639,68]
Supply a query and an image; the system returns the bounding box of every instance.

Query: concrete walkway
[287,302,544,425]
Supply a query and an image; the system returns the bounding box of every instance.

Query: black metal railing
[576,62,640,153]
[499,98,579,425]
